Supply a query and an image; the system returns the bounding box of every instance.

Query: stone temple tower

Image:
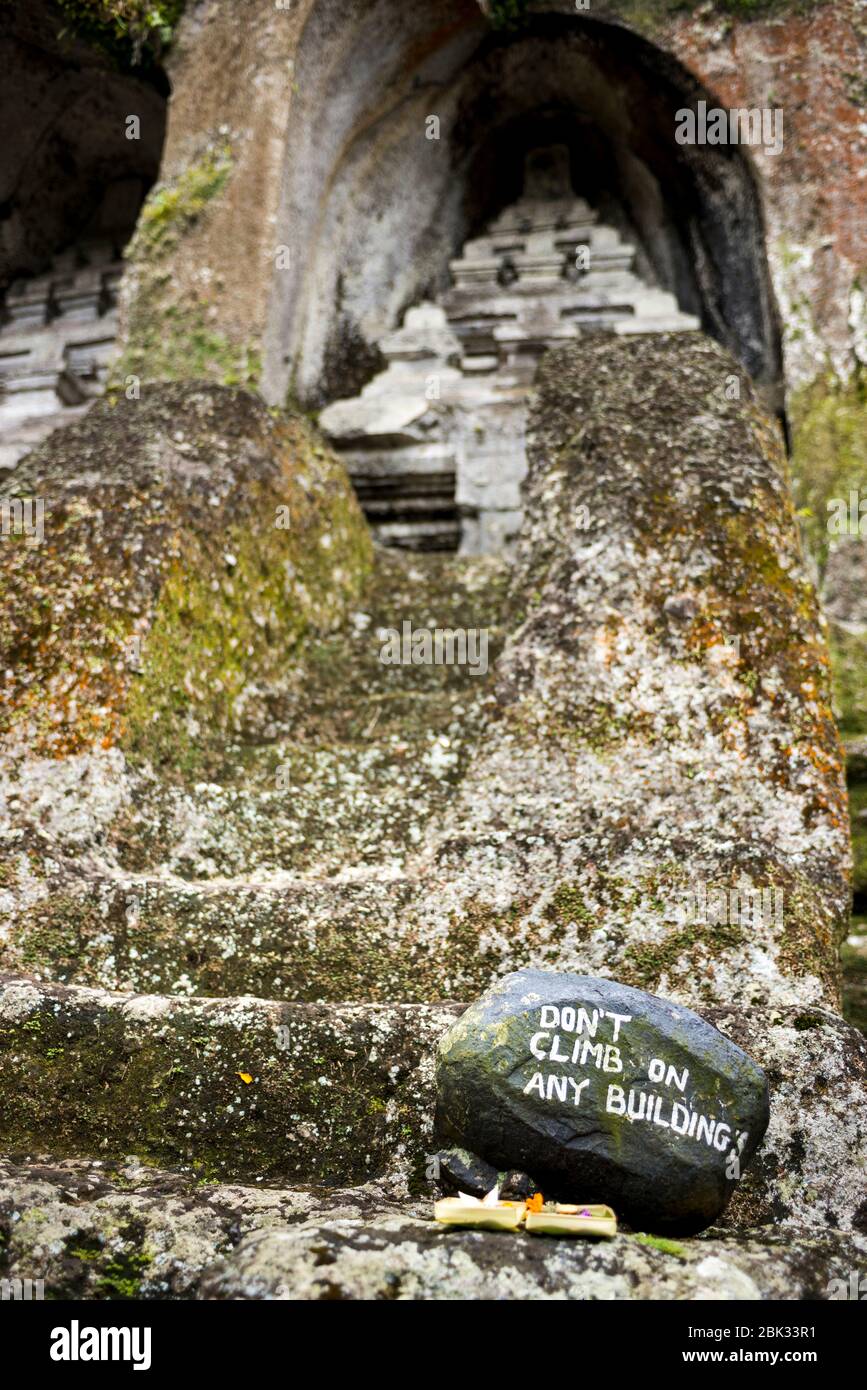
[320,146,699,554]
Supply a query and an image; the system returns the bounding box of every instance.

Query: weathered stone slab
[0,975,459,1186]
[435,970,769,1235]
[198,1218,867,1302]
[0,1155,425,1301]
[1,1153,864,1302]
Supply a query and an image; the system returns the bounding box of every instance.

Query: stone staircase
[321,145,699,555]
[0,239,122,471]
[1,548,511,1004]
[2,344,866,1300]
[0,541,533,1296]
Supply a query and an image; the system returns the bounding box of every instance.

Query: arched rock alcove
[264,1,782,411]
[0,0,168,465]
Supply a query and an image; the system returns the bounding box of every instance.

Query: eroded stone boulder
[435,970,770,1235]
[430,333,850,1015]
[0,382,372,768]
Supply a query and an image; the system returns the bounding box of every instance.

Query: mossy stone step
[0,974,458,1186]
[1,975,865,1235]
[0,869,524,1002]
[0,813,854,1006]
[255,547,509,746]
[110,730,476,880]
[7,875,431,1001]
[5,805,641,1003]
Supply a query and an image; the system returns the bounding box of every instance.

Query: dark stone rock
[431,1146,538,1201]
[431,1147,500,1198]
[435,969,770,1235]
[499,1170,539,1201]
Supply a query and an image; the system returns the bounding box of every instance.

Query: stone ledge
[2,1152,863,1301]
[200,1218,867,1303]
[0,974,460,1187]
[1,976,865,1235]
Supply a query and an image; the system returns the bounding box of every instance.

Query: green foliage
[55,0,185,68]
[790,371,867,575]
[846,785,867,894]
[486,0,532,32]
[790,370,867,740]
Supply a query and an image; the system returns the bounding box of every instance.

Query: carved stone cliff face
[2,338,863,1238]
[104,1,865,409]
[0,0,866,1296]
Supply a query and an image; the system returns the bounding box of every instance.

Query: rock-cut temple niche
[319,147,698,555]
[0,1,167,470]
[0,187,142,471]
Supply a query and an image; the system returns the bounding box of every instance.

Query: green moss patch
[131,142,233,261]
[114,141,258,390]
[114,296,262,390]
[0,385,372,764]
[632,1233,688,1258]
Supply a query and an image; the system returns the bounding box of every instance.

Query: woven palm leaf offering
[524,1198,617,1239]
[434,1186,526,1232]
